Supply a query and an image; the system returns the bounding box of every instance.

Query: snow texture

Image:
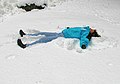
[56,33,117,53]
[0,0,120,84]
[17,0,47,6]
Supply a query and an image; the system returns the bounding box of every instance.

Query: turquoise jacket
[62,26,90,48]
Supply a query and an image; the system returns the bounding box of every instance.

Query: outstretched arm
[80,37,90,49]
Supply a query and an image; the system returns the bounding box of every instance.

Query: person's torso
[62,26,90,39]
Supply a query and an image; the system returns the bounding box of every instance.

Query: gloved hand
[81,45,86,49]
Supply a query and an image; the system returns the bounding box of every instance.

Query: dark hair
[86,30,101,41]
[86,32,92,41]
[92,30,101,37]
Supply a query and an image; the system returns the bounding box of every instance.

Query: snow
[0,0,25,23]
[0,0,120,84]
[17,0,47,6]
[56,35,117,53]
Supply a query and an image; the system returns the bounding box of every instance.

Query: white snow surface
[17,0,47,6]
[0,0,120,84]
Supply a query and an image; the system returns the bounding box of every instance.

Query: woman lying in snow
[17,26,101,49]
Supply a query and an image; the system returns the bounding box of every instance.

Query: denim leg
[27,32,58,36]
[26,33,63,47]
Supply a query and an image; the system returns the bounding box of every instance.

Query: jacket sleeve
[80,37,90,48]
[80,26,90,48]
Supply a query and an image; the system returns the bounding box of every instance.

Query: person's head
[90,28,101,37]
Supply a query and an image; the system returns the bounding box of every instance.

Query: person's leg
[26,33,63,47]
[27,32,58,36]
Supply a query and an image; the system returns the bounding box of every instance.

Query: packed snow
[17,0,47,6]
[0,0,120,84]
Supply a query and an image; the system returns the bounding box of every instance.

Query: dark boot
[19,30,26,37]
[17,39,26,49]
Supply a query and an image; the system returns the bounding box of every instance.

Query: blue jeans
[26,32,64,47]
